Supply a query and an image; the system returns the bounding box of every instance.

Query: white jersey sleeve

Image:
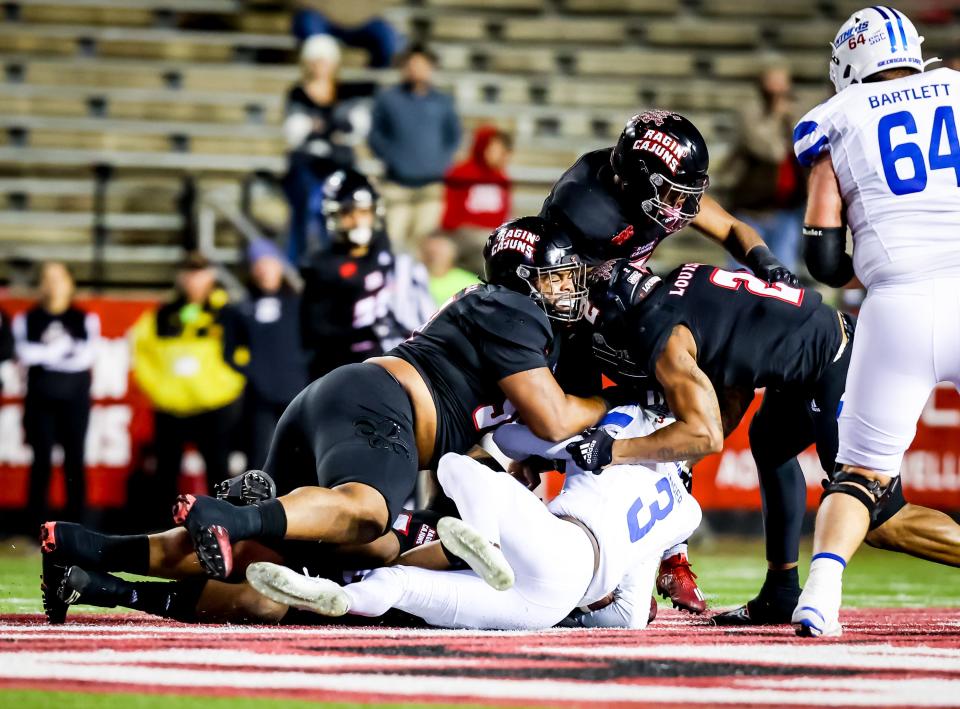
[794,68,960,288]
[573,555,660,629]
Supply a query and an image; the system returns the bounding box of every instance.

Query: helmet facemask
[516,262,588,323]
[641,172,709,234]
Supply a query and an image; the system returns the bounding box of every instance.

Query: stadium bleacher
[2,0,956,286]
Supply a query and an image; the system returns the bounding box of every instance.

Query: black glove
[566,427,616,473]
[745,245,800,288]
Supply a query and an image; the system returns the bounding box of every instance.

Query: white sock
[803,554,846,614]
[662,543,688,560]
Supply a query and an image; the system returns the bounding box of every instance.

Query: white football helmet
[829,6,939,93]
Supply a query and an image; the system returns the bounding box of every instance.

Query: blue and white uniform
[337,406,701,630]
[794,66,960,475]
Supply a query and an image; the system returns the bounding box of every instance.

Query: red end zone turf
[1,609,959,708]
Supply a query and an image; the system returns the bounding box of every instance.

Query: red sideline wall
[1,296,959,512]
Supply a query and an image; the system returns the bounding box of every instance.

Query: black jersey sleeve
[624,305,697,379]
[470,289,553,380]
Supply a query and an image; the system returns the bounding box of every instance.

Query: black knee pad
[821,470,904,530]
[871,475,906,529]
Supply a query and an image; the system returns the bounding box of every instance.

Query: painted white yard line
[2,649,474,670]
[1,655,959,706]
[534,642,960,672]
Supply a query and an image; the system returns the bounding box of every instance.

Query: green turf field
[2,536,959,614]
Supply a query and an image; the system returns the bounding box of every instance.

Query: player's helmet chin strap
[516,262,588,323]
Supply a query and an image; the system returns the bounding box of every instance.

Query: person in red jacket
[440,126,512,276]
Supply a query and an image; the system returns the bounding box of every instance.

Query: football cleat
[40,522,70,624]
[56,566,129,610]
[172,494,234,580]
[40,561,69,625]
[437,516,515,592]
[648,595,658,625]
[657,553,707,614]
[792,605,843,638]
[214,470,277,506]
[246,562,349,616]
[711,594,798,626]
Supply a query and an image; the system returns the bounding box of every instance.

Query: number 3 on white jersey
[709,268,804,307]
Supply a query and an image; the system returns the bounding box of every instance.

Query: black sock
[127,579,207,623]
[759,566,801,601]
[56,524,150,575]
[255,499,287,539]
[99,534,150,575]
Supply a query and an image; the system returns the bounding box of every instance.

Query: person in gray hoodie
[368,44,461,254]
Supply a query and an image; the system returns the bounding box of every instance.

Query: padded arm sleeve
[802,225,854,288]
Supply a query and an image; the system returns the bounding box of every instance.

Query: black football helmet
[587,258,663,323]
[610,111,710,234]
[321,168,384,247]
[484,216,587,323]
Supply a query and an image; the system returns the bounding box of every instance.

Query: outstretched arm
[693,196,798,286]
[611,326,723,464]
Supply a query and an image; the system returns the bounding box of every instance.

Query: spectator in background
[13,262,99,526]
[0,308,12,393]
[235,239,309,469]
[441,125,513,276]
[368,44,461,254]
[300,169,406,379]
[420,233,479,305]
[283,34,366,262]
[291,0,400,69]
[131,253,245,512]
[727,66,806,272]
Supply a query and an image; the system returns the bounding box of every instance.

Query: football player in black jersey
[299,168,407,379]
[568,259,850,625]
[542,110,799,613]
[541,110,798,285]
[40,217,611,624]
[571,259,960,625]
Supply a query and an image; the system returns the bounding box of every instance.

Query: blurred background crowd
[0,0,958,537]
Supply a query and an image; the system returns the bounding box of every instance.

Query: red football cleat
[657,553,707,614]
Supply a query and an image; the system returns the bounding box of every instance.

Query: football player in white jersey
[792,6,960,638]
[246,406,702,630]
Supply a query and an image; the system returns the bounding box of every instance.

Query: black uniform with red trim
[606,263,842,392]
[388,283,560,466]
[591,261,858,619]
[540,149,668,265]
[299,231,406,378]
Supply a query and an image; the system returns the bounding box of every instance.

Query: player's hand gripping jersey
[794,67,960,287]
[388,284,559,462]
[494,405,701,624]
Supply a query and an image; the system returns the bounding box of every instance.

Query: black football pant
[748,315,855,566]
[23,391,90,527]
